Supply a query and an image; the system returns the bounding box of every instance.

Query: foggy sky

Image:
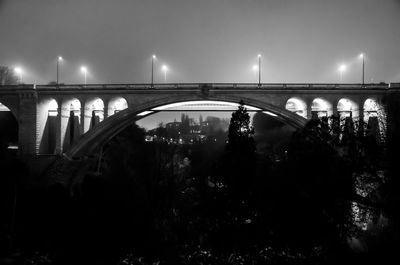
[1,0,400,84]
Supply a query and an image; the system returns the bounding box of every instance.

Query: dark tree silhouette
[0,66,18,85]
[226,100,255,155]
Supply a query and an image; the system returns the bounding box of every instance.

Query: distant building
[145,115,229,144]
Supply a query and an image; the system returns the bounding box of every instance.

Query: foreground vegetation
[1,101,399,265]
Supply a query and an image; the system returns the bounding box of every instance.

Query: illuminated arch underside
[66,98,305,159]
[137,100,277,117]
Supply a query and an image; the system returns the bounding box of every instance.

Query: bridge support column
[18,91,38,155]
[103,98,110,119]
[55,106,62,154]
[80,108,85,135]
[357,98,365,135]
[332,102,338,117]
[306,98,313,120]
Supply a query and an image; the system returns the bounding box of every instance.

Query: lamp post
[257,54,261,86]
[338,64,346,82]
[80,66,87,85]
[162,65,168,83]
[359,53,365,85]
[14,67,23,84]
[57,56,63,85]
[151,54,156,87]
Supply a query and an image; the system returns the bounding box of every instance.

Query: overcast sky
[1,0,400,84]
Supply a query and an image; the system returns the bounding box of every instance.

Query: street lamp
[338,64,347,82]
[80,66,87,85]
[257,54,262,86]
[57,56,63,85]
[252,65,258,83]
[151,54,156,87]
[14,67,23,83]
[359,53,365,85]
[161,65,168,83]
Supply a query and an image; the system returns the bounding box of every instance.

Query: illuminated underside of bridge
[136,101,277,117]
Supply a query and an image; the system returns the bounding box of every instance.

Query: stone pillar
[358,98,365,134]
[80,106,85,135]
[306,98,313,120]
[55,105,62,154]
[103,98,110,119]
[18,90,38,156]
[60,103,70,153]
[332,99,338,117]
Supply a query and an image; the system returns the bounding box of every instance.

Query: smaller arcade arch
[61,98,82,151]
[285,97,307,118]
[311,98,333,118]
[84,97,104,133]
[363,98,385,141]
[363,98,380,124]
[108,97,128,117]
[38,98,59,154]
[0,101,18,151]
[337,98,359,120]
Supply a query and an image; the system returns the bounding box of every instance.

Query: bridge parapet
[1,82,396,92]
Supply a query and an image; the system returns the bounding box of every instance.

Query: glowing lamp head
[80,66,87,73]
[14,67,22,74]
[252,65,258,71]
[58,56,63,61]
[339,64,347,72]
[257,54,262,58]
[162,65,168,72]
[152,54,156,59]
[359,53,364,59]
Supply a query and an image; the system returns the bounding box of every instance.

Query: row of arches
[38,97,128,154]
[1,95,386,156]
[285,97,381,122]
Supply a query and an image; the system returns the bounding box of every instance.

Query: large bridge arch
[66,95,307,158]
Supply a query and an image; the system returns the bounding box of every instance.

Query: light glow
[14,67,22,74]
[285,97,307,118]
[338,64,347,72]
[151,100,261,111]
[263,111,277,117]
[137,111,154,116]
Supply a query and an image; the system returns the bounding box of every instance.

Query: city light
[338,64,347,82]
[80,66,88,85]
[161,65,168,83]
[359,53,365,84]
[151,54,156,87]
[257,54,261,85]
[252,65,258,83]
[14,67,23,83]
[57,56,63,85]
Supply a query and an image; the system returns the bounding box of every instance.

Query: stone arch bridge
[0,83,398,159]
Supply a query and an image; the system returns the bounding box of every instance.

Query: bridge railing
[1,83,397,91]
